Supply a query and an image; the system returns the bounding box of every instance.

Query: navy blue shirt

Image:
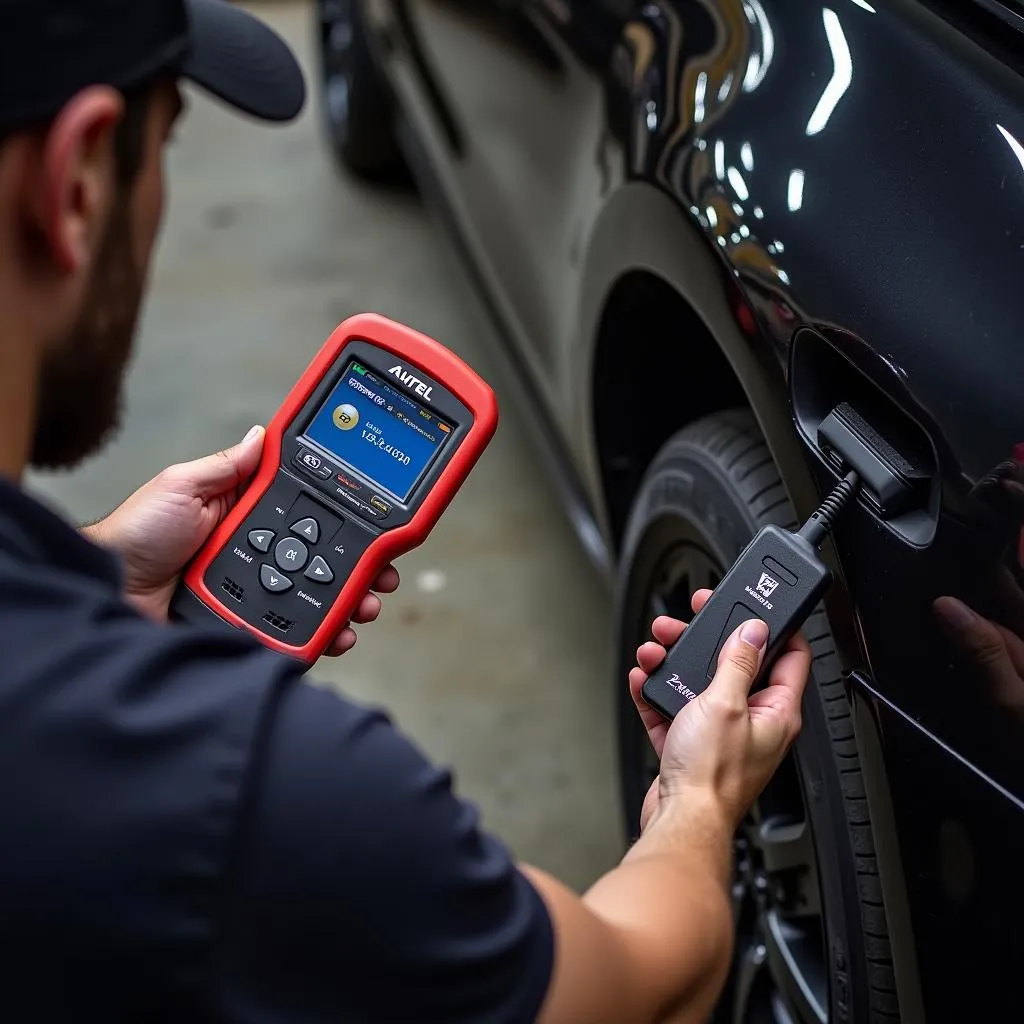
[0,479,553,1021]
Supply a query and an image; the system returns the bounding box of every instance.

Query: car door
[767,7,1024,1018]
[389,0,625,416]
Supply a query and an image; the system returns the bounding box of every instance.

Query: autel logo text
[389,365,433,401]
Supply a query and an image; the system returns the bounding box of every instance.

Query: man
[0,1,813,1020]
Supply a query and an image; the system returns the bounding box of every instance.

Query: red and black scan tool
[170,313,498,663]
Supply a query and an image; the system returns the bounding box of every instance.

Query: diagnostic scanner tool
[642,470,860,720]
[170,313,498,663]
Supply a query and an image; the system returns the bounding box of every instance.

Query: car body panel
[364,0,1024,1016]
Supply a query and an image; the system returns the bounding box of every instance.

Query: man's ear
[33,86,124,273]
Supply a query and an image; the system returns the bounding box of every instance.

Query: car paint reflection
[611,0,1024,797]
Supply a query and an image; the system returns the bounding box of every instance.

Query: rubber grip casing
[641,525,831,719]
[172,313,498,663]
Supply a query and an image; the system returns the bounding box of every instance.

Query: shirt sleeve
[211,678,555,1024]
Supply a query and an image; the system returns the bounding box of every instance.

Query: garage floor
[27,1,622,892]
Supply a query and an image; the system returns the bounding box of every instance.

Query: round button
[274,536,308,572]
[332,404,359,430]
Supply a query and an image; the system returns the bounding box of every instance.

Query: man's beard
[31,194,144,470]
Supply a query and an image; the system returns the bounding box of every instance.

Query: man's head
[0,0,304,472]
[15,80,181,468]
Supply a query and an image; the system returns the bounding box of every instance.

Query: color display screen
[303,361,452,501]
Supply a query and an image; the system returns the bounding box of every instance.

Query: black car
[315,1,1024,1020]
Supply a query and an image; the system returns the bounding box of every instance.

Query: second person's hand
[628,587,813,834]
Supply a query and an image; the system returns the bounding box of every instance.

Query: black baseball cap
[0,0,306,132]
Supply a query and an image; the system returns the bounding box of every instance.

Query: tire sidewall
[615,433,864,1024]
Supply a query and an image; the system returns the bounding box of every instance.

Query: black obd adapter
[642,470,860,720]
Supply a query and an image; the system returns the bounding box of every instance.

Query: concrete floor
[27,1,622,892]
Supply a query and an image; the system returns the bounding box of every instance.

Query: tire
[615,408,898,1024]
[314,0,405,181]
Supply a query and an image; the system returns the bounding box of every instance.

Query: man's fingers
[637,640,671,673]
[632,614,692,758]
[997,621,1024,680]
[322,572,398,655]
[750,636,813,722]
[650,615,686,647]
[326,627,358,657]
[991,566,1024,639]
[628,666,671,756]
[786,627,812,658]
[351,593,382,624]
[642,599,712,666]
[707,619,768,704]
[371,565,400,594]
[174,425,265,500]
[934,597,1010,669]
[934,596,1024,707]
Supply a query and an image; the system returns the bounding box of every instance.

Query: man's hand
[524,589,813,1024]
[83,425,399,654]
[628,587,812,833]
[935,589,1024,714]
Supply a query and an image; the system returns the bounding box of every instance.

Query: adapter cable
[641,469,861,720]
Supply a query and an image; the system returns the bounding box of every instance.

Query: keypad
[248,510,338,595]
[207,473,374,647]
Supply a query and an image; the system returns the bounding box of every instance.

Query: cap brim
[180,0,306,123]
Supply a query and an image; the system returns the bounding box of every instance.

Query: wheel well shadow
[593,271,747,553]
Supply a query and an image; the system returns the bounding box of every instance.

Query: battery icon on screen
[438,423,451,433]
[354,363,366,375]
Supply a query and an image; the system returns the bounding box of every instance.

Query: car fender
[570,181,818,541]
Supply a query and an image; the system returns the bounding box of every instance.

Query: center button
[275,536,308,572]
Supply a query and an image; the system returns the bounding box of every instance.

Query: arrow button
[290,517,320,544]
[304,556,334,585]
[260,563,294,593]
[248,529,275,554]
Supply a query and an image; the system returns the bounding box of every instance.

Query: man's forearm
[585,799,734,1020]
[529,797,735,1024]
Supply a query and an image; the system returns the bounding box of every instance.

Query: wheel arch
[570,182,820,558]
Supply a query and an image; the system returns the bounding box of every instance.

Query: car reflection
[935,453,1024,718]
[805,9,853,137]
[613,0,875,346]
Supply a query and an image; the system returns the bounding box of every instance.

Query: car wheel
[314,0,404,180]
[615,408,899,1023]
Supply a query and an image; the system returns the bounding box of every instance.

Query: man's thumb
[709,619,769,702]
[188,424,265,498]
